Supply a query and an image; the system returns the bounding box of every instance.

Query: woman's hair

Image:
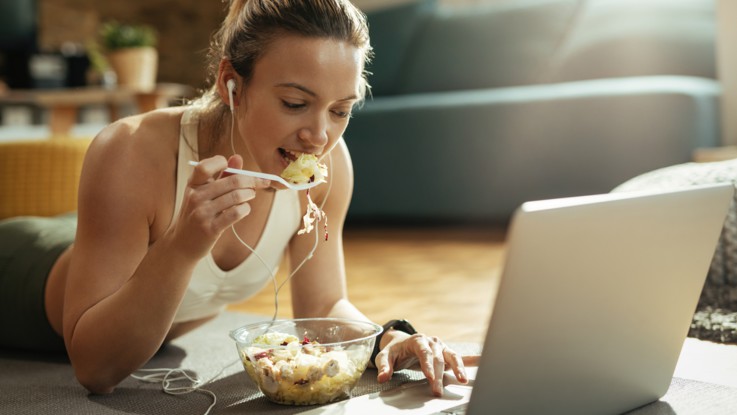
[195,0,372,143]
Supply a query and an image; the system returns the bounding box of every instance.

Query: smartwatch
[371,319,418,367]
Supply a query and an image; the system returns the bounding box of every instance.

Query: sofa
[345,0,720,223]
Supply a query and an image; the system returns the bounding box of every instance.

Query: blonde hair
[194,0,372,144]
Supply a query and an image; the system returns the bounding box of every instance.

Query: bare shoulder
[79,107,186,234]
[88,107,184,172]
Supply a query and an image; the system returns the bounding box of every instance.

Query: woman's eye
[332,109,352,119]
[282,100,305,110]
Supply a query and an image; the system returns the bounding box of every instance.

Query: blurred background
[0,0,730,225]
[0,0,484,94]
[0,0,734,346]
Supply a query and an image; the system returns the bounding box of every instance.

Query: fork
[188,160,323,191]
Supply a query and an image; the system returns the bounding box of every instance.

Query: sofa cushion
[365,0,437,96]
[397,0,579,94]
[545,0,716,82]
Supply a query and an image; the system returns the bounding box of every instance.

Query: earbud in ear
[226,79,236,113]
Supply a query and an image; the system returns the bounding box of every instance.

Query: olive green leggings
[0,214,76,352]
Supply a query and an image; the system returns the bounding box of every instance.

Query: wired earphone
[227,78,236,114]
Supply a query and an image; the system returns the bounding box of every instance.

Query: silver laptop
[300,183,734,415]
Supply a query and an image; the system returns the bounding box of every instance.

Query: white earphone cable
[131,359,240,415]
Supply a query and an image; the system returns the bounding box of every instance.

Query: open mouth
[279,148,300,164]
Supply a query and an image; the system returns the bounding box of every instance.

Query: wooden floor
[228,225,508,344]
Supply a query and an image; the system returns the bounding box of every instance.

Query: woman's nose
[298,115,329,147]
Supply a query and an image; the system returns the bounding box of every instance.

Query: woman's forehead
[252,35,363,98]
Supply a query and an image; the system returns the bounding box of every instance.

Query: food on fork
[280,153,329,240]
[280,153,328,185]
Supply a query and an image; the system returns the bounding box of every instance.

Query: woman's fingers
[188,156,269,213]
[189,156,228,186]
[209,197,253,231]
[429,337,446,396]
[461,355,481,367]
[375,347,394,383]
[219,154,244,178]
[444,347,468,384]
[376,334,469,397]
[209,186,256,214]
[180,155,271,246]
[171,154,273,259]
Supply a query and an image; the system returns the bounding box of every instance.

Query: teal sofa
[345,0,719,222]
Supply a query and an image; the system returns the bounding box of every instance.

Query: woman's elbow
[75,366,120,394]
[70,353,129,394]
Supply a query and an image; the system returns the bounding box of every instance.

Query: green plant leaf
[100,21,158,50]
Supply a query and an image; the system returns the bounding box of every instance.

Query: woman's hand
[375,331,474,397]
[171,154,270,258]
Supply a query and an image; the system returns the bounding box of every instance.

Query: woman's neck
[196,105,257,169]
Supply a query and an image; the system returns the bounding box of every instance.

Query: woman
[0,0,469,396]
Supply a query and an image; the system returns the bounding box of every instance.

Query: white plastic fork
[188,160,323,191]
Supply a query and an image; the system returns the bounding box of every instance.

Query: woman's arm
[286,139,468,397]
[62,114,266,394]
[287,138,364,321]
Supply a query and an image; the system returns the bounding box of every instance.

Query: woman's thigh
[0,215,76,352]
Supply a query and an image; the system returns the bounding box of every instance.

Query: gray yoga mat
[1,312,736,414]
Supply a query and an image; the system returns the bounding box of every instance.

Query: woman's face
[233,35,363,178]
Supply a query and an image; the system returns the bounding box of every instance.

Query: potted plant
[100,21,158,91]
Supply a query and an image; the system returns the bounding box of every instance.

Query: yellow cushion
[0,138,93,219]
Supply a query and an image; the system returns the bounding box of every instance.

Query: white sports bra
[171,108,301,323]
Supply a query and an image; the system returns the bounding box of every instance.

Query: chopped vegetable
[280,154,329,240]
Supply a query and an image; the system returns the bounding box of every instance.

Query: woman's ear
[216,59,240,111]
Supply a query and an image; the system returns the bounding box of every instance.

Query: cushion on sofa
[544,0,716,82]
[346,0,719,222]
[396,0,580,94]
[365,0,437,96]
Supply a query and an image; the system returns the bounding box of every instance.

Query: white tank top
[171,108,301,323]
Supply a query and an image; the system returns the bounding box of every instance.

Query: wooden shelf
[0,83,195,137]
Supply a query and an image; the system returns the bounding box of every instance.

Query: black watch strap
[371,319,418,367]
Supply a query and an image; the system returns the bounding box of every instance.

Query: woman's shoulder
[79,107,187,222]
[80,108,191,239]
[94,107,184,151]
[87,107,185,174]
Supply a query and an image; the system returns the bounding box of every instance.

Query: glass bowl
[229,318,382,405]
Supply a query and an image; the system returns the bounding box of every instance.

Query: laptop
[299,183,734,415]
